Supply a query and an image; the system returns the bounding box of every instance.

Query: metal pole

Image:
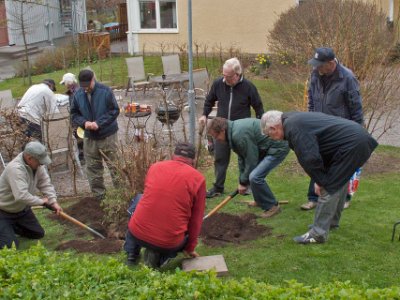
[187,0,195,144]
[46,1,54,46]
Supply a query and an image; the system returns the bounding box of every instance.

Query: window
[138,0,177,30]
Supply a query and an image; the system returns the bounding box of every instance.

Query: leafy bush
[1,244,400,299]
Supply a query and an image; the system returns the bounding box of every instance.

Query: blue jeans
[249,152,288,211]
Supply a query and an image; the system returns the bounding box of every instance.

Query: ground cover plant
[3,244,400,299]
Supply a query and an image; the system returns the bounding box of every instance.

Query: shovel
[44,204,106,239]
[203,190,239,220]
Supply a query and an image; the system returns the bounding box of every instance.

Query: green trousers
[83,132,120,199]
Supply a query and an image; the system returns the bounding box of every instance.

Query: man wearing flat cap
[70,69,120,200]
[300,47,364,211]
[124,142,206,268]
[0,141,62,249]
[17,79,59,142]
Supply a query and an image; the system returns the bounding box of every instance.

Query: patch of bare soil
[48,197,127,254]
[200,213,272,247]
[281,151,400,176]
[362,152,400,174]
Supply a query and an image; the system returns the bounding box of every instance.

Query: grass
[22,145,400,289]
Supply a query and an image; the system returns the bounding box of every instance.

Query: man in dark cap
[70,69,120,200]
[0,141,62,249]
[300,47,364,211]
[261,111,377,244]
[17,79,59,141]
[124,142,206,268]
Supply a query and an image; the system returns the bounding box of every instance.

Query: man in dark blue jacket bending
[71,69,120,200]
[261,111,378,244]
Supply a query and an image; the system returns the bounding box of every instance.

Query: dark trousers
[19,117,42,142]
[0,207,45,249]
[213,139,231,191]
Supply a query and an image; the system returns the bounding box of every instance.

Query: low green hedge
[0,244,399,299]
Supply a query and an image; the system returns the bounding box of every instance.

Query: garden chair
[0,90,16,111]
[192,68,210,101]
[41,112,83,175]
[125,56,153,97]
[161,54,182,76]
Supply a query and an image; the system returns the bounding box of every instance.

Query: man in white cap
[0,141,62,249]
[60,73,79,105]
[60,73,83,161]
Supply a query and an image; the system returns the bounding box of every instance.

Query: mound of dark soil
[200,213,272,247]
[48,197,128,254]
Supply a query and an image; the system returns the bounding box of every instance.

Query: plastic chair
[161,54,182,75]
[125,56,153,96]
[41,112,83,175]
[0,90,16,111]
[192,68,210,101]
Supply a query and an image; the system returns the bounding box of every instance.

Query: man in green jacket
[207,117,289,218]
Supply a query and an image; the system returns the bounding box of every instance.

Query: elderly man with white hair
[198,57,264,198]
[60,73,79,105]
[260,110,378,244]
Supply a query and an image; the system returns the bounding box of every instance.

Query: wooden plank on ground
[182,254,228,276]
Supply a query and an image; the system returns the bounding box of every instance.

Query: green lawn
[26,145,400,288]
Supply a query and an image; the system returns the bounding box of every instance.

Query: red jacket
[128,156,206,252]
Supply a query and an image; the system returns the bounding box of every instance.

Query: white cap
[60,73,77,85]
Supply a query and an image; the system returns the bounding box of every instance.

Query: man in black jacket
[260,111,378,244]
[198,58,264,198]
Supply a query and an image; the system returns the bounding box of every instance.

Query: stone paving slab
[182,255,229,276]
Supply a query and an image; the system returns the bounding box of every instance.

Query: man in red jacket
[124,142,206,268]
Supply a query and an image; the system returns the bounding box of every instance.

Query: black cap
[43,79,56,92]
[78,69,94,88]
[174,142,195,159]
[308,47,336,67]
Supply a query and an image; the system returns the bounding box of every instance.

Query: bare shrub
[267,0,400,138]
[15,43,99,76]
[0,110,29,165]
[101,139,167,226]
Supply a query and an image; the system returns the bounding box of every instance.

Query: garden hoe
[44,204,106,239]
[203,190,239,220]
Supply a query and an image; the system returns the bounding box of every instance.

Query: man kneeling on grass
[0,141,62,249]
[260,111,378,244]
[124,142,206,268]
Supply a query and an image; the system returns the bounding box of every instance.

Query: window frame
[133,0,178,33]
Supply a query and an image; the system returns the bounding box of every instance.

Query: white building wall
[5,0,86,46]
